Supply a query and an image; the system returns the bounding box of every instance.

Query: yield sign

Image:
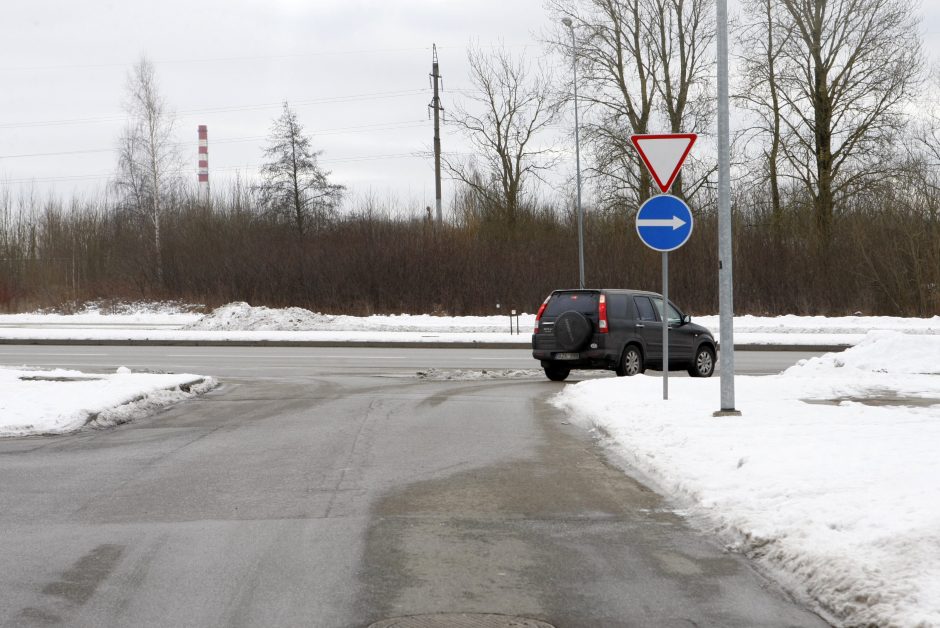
[630,133,697,194]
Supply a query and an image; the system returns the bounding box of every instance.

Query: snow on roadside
[0,300,202,328]
[552,331,940,627]
[185,301,527,333]
[1,301,939,346]
[0,367,218,437]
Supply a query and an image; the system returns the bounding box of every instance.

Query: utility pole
[429,44,443,224]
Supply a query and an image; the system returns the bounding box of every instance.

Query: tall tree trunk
[813,62,834,247]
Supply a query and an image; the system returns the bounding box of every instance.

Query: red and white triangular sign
[630,133,697,194]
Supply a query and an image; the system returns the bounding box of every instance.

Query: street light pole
[562,17,585,289]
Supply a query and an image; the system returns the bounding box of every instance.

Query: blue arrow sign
[635,194,694,252]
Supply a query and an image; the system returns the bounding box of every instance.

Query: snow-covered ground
[0,301,202,328]
[0,301,938,346]
[553,331,940,627]
[0,366,217,437]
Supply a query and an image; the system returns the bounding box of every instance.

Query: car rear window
[545,292,599,316]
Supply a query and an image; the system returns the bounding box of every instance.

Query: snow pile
[184,302,334,331]
[787,330,940,375]
[0,367,217,436]
[552,331,940,627]
[187,301,531,333]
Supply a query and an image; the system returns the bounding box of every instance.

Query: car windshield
[545,292,599,316]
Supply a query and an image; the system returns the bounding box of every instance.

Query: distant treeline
[0,180,936,317]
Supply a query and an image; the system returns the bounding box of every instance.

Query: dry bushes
[0,185,936,316]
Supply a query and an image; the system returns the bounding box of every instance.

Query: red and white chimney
[198,125,209,204]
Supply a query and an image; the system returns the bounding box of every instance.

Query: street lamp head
[561,17,573,28]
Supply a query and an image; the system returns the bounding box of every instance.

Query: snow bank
[788,330,940,375]
[0,367,217,436]
[189,302,939,339]
[0,300,202,327]
[3,301,939,346]
[697,313,940,336]
[552,331,940,627]
[186,301,529,333]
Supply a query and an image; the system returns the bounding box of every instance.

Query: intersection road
[0,346,829,627]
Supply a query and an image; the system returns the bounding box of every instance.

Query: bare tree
[736,0,793,224]
[257,102,344,238]
[444,46,560,227]
[912,64,940,175]
[549,0,658,207]
[774,0,923,244]
[548,0,715,209]
[112,56,182,287]
[649,0,716,198]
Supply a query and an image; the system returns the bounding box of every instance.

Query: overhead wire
[0,151,491,185]
[0,89,428,130]
[0,120,430,160]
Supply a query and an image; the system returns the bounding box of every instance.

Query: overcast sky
[1,0,938,213]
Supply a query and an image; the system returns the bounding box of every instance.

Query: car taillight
[598,293,609,333]
[534,296,550,333]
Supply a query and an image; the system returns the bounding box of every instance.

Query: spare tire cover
[554,310,592,351]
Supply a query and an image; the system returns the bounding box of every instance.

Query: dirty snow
[0,367,217,436]
[416,367,546,380]
[552,331,940,627]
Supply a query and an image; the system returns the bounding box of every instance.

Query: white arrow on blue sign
[635,194,694,252]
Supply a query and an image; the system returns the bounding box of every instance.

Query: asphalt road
[0,346,830,627]
[0,345,822,378]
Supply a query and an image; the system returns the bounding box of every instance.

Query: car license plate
[555,352,579,360]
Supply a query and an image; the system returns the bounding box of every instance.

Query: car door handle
[635,324,644,328]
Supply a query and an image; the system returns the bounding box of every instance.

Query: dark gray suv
[531,289,717,381]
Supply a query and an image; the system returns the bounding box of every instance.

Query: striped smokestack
[198,125,209,204]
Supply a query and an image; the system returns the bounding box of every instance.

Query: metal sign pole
[662,251,668,400]
[715,0,740,416]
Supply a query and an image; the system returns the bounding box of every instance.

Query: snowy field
[553,331,940,627]
[0,301,938,346]
[0,367,216,437]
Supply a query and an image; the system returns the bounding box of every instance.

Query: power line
[0,47,433,73]
[0,44,532,73]
[0,153,429,185]
[0,90,428,130]
[0,151,487,185]
[0,120,429,160]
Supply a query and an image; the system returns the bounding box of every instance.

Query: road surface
[0,346,829,627]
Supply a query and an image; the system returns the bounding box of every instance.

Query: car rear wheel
[544,364,571,381]
[688,346,715,377]
[616,345,644,377]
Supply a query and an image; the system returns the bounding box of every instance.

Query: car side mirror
[681,315,691,325]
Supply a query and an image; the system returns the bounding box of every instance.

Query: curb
[0,338,851,352]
